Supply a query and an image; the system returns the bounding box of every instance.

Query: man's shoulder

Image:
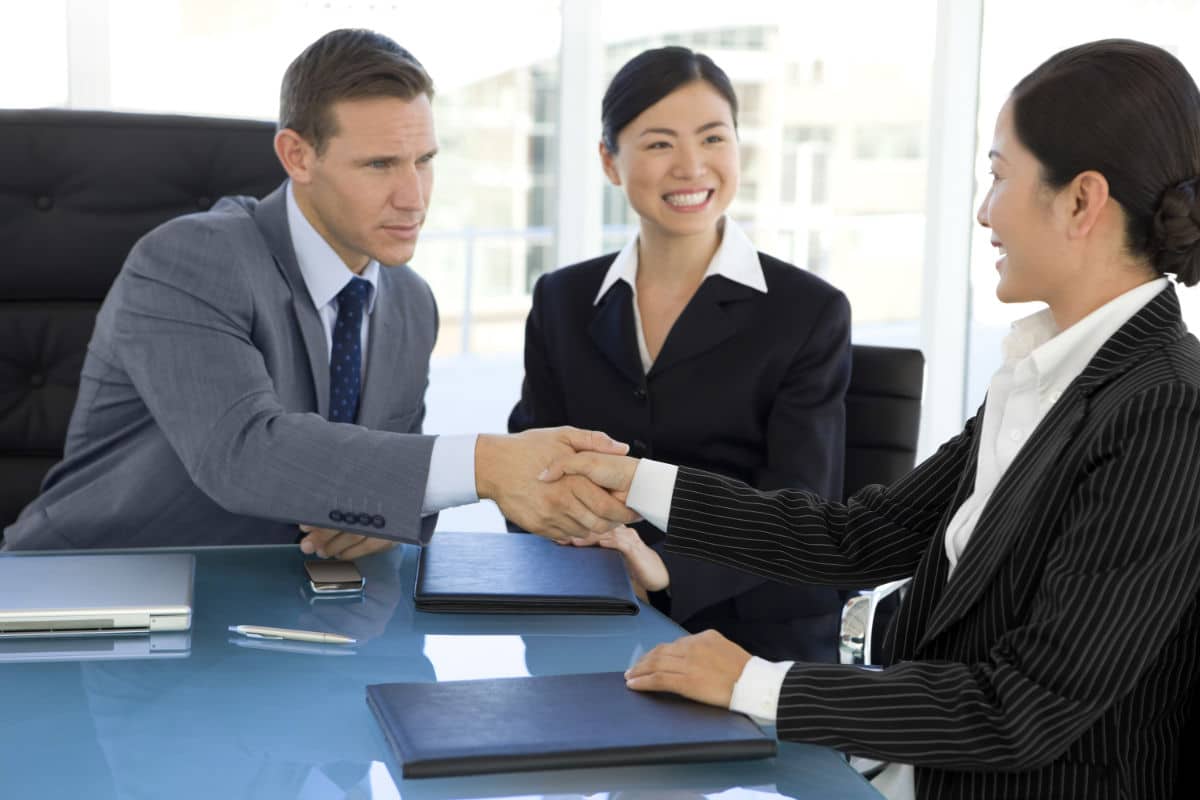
[147,194,263,244]
[380,262,434,298]
[131,195,273,271]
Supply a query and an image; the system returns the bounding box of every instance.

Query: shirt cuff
[421,434,480,516]
[626,458,678,532]
[729,656,794,723]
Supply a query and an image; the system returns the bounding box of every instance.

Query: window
[966,0,1200,411]
[596,2,939,348]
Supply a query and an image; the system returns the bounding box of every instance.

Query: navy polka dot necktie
[329,277,371,424]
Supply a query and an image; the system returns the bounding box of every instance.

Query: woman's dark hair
[1011,39,1200,284]
[280,28,433,154]
[601,46,738,153]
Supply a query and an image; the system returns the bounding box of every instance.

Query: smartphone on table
[304,560,365,595]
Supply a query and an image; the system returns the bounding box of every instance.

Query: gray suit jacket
[3,183,440,550]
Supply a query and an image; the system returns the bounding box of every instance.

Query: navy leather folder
[414,532,639,615]
[366,671,777,778]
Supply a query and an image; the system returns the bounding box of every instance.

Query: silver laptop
[0,553,194,638]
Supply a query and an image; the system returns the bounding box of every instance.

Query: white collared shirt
[624,276,1170,800]
[944,276,1168,572]
[286,184,381,379]
[285,182,478,516]
[593,217,768,372]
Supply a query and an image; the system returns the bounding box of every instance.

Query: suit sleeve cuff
[626,458,677,532]
[421,434,480,516]
[729,656,794,723]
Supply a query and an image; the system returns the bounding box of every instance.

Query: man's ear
[599,140,622,187]
[1062,169,1111,241]
[274,128,317,184]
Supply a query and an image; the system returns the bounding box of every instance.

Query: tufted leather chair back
[0,109,284,531]
[843,344,925,498]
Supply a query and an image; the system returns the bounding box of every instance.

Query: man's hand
[538,451,639,496]
[572,525,668,600]
[298,525,398,560]
[624,629,752,708]
[476,427,639,540]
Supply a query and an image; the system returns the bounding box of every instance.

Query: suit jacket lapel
[915,285,1186,650]
[916,395,1085,650]
[588,281,644,386]
[356,268,403,429]
[889,410,982,660]
[648,276,758,379]
[252,184,331,418]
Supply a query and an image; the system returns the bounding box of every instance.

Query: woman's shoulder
[534,253,620,297]
[755,252,848,309]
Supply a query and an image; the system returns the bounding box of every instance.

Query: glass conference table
[0,543,882,799]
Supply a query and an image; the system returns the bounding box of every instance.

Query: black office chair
[837,344,924,667]
[0,110,284,537]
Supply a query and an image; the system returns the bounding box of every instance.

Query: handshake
[300,426,643,560]
[474,426,642,540]
[476,426,670,599]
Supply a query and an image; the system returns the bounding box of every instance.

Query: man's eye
[368,160,389,169]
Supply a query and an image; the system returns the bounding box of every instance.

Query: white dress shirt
[593,217,768,372]
[625,276,1169,799]
[286,183,477,516]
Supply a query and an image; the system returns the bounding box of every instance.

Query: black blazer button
[371,515,386,529]
[329,510,344,523]
[35,195,53,211]
[631,439,648,457]
[358,512,374,526]
[632,387,647,402]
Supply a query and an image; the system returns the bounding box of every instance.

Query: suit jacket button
[372,515,386,528]
[351,512,367,526]
[632,387,647,402]
[329,510,343,523]
[631,439,648,457]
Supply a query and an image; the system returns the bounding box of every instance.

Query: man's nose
[390,165,424,210]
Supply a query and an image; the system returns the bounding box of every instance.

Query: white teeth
[665,190,709,207]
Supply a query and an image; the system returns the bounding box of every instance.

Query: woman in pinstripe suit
[543,39,1200,799]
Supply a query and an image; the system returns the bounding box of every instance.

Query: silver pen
[228,624,356,645]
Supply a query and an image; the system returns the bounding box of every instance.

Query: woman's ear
[1063,170,1111,241]
[599,140,622,187]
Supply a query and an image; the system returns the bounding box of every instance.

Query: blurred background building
[3,0,1199,529]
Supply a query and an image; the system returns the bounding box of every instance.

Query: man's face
[292,94,436,272]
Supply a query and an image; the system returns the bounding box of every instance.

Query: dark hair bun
[1151,177,1200,286]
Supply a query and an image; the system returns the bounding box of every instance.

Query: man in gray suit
[2,28,635,554]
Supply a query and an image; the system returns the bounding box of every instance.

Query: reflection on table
[0,544,881,799]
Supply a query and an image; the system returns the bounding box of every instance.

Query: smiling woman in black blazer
[508,46,852,662]
[543,39,1200,800]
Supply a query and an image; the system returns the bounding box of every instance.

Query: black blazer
[665,285,1200,799]
[509,251,852,661]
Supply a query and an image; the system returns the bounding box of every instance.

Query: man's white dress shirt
[625,276,1169,799]
[286,183,477,516]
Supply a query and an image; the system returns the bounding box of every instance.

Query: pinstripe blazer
[665,285,1200,799]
